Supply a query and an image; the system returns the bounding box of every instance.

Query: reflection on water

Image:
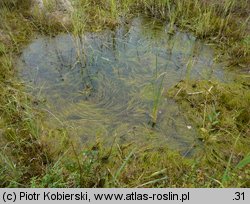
[18,17,227,154]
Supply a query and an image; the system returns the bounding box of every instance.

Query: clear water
[18,17,229,154]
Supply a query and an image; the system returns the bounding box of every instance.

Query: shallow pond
[18,17,231,154]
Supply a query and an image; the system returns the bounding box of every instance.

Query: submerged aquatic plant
[0,0,249,188]
[150,54,167,127]
[150,72,166,127]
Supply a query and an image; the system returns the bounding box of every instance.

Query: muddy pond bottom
[19,17,228,154]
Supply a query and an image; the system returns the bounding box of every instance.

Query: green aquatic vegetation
[150,71,167,127]
[0,0,249,188]
[149,53,167,127]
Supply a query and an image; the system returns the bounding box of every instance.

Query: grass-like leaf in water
[150,71,167,127]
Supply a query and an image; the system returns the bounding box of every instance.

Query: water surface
[18,17,229,153]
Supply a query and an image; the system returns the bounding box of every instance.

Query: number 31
[234,192,245,201]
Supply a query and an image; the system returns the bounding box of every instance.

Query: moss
[0,0,249,187]
[168,79,250,186]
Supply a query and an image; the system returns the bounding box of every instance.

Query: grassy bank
[135,0,250,68]
[0,0,249,187]
[168,79,250,187]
